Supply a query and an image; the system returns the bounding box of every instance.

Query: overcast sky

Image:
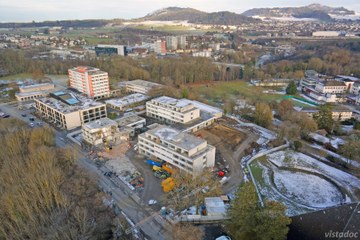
[1,0,359,22]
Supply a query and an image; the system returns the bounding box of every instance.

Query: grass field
[0,73,32,81]
[190,81,284,104]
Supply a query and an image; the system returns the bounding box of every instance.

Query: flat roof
[146,124,206,151]
[36,91,104,114]
[84,117,117,129]
[125,79,162,88]
[15,91,45,97]
[205,197,226,215]
[152,96,195,109]
[19,82,54,90]
[152,96,223,116]
[68,66,107,76]
[116,114,145,126]
[105,93,149,108]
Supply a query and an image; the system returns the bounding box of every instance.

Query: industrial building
[68,66,110,99]
[35,91,107,130]
[138,124,216,175]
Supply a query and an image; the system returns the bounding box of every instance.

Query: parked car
[148,199,157,205]
[29,117,35,121]
[21,113,27,117]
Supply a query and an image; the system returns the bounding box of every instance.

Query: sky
[1,0,360,22]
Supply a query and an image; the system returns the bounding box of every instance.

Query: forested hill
[138,7,260,24]
[0,19,116,29]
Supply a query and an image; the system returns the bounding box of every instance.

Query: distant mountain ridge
[139,7,260,24]
[241,3,356,21]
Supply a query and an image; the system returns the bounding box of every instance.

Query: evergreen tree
[227,182,291,240]
[286,81,297,95]
[314,104,334,133]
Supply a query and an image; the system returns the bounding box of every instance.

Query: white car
[148,199,157,205]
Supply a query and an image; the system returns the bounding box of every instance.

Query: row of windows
[138,140,194,167]
[138,147,193,172]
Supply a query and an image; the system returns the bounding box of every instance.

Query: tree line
[0,119,115,239]
[0,49,246,84]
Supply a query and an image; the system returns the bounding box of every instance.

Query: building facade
[82,118,122,146]
[138,124,215,175]
[35,91,107,130]
[166,36,178,50]
[124,80,162,94]
[146,96,201,124]
[315,81,347,94]
[105,93,149,111]
[68,66,110,99]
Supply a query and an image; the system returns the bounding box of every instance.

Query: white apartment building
[177,35,187,49]
[105,93,149,111]
[82,118,122,146]
[68,66,110,99]
[124,80,163,94]
[35,91,107,130]
[138,124,215,175]
[166,36,178,50]
[146,96,200,124]
[315,81,347,94]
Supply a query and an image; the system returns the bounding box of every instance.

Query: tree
[277,100,294,120]
[224,98,236,115]
[285,81,297,95]
[254,102,273,128]
[293,140,303,151]
[314,104,335,133]
[163,170,222,212]
[227,182,291,240]
[339,140,360,165]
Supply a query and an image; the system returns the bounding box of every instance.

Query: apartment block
[105,93,149,111]
[124,80,162,94]
[82,118,122,146]
[116,114,146,137]
[68,66,110,99]
[35,91,107,130]
[165,36,178,50]
[138,124,215,175]
[146,96,200,124]
[315,81,347,94]
[177,35,187,49]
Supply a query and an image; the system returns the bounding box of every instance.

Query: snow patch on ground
[251,150,360,216]
[268,150,360,190]
[274,170,343,208]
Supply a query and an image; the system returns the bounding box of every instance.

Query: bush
[293,140,302,151]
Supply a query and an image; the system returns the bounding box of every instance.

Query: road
[1,101,172,240]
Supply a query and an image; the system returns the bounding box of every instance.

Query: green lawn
[191,81,284,104]
[0,73,32,81]
[249,156,267,186]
